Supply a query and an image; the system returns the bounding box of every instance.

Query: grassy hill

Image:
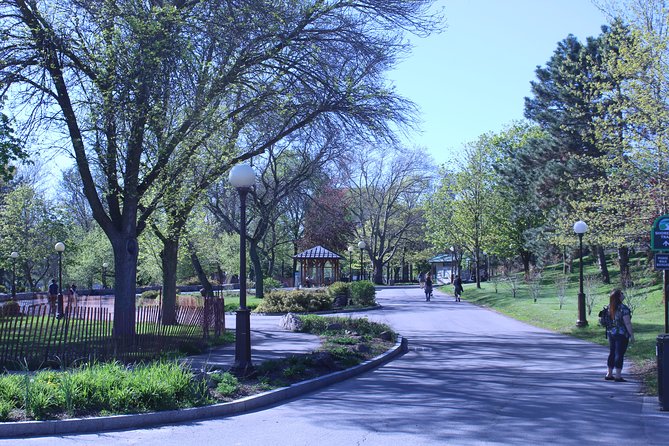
[448,254,665,393]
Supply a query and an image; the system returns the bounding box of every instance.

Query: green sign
[651,215,669,251]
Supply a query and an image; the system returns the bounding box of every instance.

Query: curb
[0,336,408,438]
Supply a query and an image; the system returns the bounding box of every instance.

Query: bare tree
[345,145,433,284]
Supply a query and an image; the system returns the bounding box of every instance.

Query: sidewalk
[184,313,322,370]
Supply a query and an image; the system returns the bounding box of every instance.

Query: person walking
[453,275,463,302]
[67,283,77,311]
[48,279,58,316]
[424,272,433,302]
[418,272,425,289]
[604,288,635,382]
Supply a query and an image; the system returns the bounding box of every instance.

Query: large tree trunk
[160,237,179,325]
[249,240,264,298]
[373,258,384,284]
[597,245,610,284]
[111,235,138,338]
[618,246,631,287]
[520,250,531,281]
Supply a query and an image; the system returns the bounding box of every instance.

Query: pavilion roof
[293,245,343,260]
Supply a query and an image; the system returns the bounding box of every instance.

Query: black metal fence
[0,299,225,370]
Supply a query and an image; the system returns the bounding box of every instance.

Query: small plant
[263,277,282,291]
[528,270,542,303]
[140,289,160,300]
[555,274,569,309]
[503,271,521,298]
[584,273,600,316]
[213,372,239,396]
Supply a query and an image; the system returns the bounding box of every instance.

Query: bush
[2,300,20,316]
[348,281,376,307]
[263,277,283,292]
[140,289,160,300]
[328,282,350,296]
[256,289,332,313]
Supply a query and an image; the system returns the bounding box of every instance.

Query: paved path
[6,286,669,445]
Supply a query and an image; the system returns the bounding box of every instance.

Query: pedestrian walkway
[185,313,322,371]
[3,285,669,445]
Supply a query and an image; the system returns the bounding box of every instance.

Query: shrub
[256,289,332,313]
[263,277,282,292]
[2,300,20,316]
[328,281,350,297]
[212,372,239,396]
[328,281,351,307]
[348,281,376,307]
[140,289,160,300]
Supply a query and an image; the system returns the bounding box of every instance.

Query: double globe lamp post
[229,164,256,376]
[574,220,588,327]
[358,241,366,281]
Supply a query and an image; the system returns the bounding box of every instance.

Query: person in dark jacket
[424,272,433,302]
[453,275,463,302]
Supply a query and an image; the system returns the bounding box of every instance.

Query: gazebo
[293,245,343,287]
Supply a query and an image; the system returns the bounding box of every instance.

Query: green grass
[176,293,263,312]
[450,256,664,393]
[0,315,394,421]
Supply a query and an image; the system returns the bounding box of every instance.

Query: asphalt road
[7,286,669,445]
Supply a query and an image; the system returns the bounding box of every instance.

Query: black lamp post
[229,163,256,376]
[574,220,588,327]
[358,241,366,281]
[55,242,65,319]
[347,246,353,281]
[10,251,18,300]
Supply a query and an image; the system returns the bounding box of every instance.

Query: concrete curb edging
[0,336,408,439]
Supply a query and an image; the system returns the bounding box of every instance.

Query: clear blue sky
[388,0,609,166]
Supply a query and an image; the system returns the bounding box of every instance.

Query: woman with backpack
[424,272,433,302]
[604,288,635,382]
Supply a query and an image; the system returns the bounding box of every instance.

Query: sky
[388,0,609,166]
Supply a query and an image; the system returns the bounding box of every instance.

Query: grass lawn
[442,256,665,394]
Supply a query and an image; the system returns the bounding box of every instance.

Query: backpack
[598,305,613,329]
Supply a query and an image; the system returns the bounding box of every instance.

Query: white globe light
[228,164,256,188]
[10,251,18,259]
[348,246,354,252]
[358,241,366,249]
[573,221,588,234]
[54,242,65,252]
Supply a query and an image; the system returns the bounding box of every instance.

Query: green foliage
[348,281,376,306]
[0,107,30,182]
[263,277,282,291]
[140,289,160,300]
[1,300,20,316]
[209,372,239,397]
[0,361,210,420]
[256,289,332,313]
[327,281,350,298]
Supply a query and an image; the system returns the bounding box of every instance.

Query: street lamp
[449,246,455,282]
[347,246,354,281]
[573,220,588,327]
[229,163,256,375]
[102,262,109,289]
[358,241,366,281]
[10,251,18,300]
[54,242,65,319]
